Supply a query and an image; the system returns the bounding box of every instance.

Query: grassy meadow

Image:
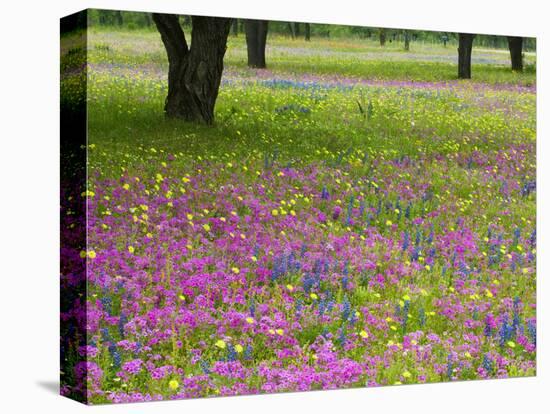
[61,27,536,403]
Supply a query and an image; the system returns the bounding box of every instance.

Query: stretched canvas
[60,8,536,404]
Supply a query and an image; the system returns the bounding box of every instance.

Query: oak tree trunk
[458,33,475,79]
[404,30,410,51]
[115,11,123,26]
[245,19,269,68]
[144,13,152,27]
[153,13,231,124]
[98,11,107,26]
[288,22,295,39]
[507,36,523,72]
[305,23,311,41]
[232,18,239,36]
[379,28,386,46]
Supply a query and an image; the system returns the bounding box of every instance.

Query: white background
[0,0,548,412]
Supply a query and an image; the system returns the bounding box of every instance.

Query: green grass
[86,71,535,166]
[87,29,536,86]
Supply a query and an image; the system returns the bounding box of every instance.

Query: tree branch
[152,13,188,60]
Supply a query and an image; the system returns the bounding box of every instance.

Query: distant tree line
[87,11,536,52]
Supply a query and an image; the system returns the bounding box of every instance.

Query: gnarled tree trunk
[153,13,231,124]
[245,19,269,68]
[507,36,523,72]
[458,33,475,79]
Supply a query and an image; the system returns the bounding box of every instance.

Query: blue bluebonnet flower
[249,300,256,317]
[342,261,350,290]
[318,299,326,316]
[402,231,410,251]
[527,320,536,346]
[108,344,121,369]
[521,180,536,197]
[303,273,315,294]
[446,354,453,380]
[359,201,365,217]
[418,307,426,327]
[482,354,494,375]
[341,296,351,322]
[226,344,237,361]
[200,359,211,374]
[405,203,411,219]
[484,317,493,338]
[499,316,513,347]
[427,226,434,244]
[101,296,113,316]
[338,328,347,346]
[101,327,111,342]
[118,312,127,337]
[242,345,252,361]
[529,229,536,248]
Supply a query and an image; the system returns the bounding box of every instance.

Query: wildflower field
[61,28,536,403]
